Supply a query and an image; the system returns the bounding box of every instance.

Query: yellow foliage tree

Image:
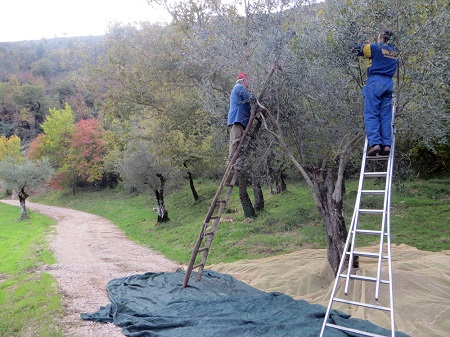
[0,135,21,161]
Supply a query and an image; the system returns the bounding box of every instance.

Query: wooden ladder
[182,106,261,288]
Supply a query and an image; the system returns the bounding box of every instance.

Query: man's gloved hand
[350,43,363,55]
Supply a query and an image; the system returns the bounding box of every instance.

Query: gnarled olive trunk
[186,170,198,201]
[155,174,169,223]
[238,169,256,218]
[269,165,287,194]
[252,174,264,211]
[18,187,30,220]
[183,161,198,201]
[309,168,348,276]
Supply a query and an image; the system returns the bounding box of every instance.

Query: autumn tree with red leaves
[69,118,105,185]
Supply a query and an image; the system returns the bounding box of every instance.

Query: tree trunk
[187,170,199,201]
[275,170,287,194]
[238,169,256,218]
[310,167,348,276]
[155,174,169,223]
[252,174,264,211]
[269,165,287,194]
[260,105,364,275]
[18,187,29,220]
[183,161,198,201]
[71,170,76,195]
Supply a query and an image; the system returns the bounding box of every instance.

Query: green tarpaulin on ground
[81,269,409,337]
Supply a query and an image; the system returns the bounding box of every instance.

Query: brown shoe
[380,146,390,156]
[367,144,381,156]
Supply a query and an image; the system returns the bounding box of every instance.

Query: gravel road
[1,200,179,337]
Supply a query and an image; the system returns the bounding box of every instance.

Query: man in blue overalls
[354,30,399,156]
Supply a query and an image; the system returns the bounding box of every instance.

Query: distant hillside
[0,35,104,140]
[0,35,104,81]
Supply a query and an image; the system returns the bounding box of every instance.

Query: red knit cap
[237,72,249,80]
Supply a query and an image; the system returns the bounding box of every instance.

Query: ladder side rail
[197,179,238,280]
[375,161,390,300]
[182,222,209,288]
[196,160,241,281]
[387,101,397,336]
[185,177,238,286]
[205,172,239,237]
[318,236,351,337]
[375,100,397,302]
[197,217,221,281]
[386,136,396,337]
[319,137,369,337]
[345,138,370,294]
[183,170,237,287]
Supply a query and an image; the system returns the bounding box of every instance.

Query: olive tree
[119,139,181,223]
[0,157,54,219]
[176,0,449,274]
[172,0,355,273]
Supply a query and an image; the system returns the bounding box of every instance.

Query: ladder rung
[210,216,219,220]
[197,247,209,253]
[364,172,387,178]
[366,155,389,161]
[325,323,389,337]
[217,200,227,204]
[333,298,391,311]
[192,263,203,269]
[339,273,390,284]
[361,190,385,195]
[203,231,214,236]
[359,209,384,215]
[348,251,388,259]
[354,229,384,235]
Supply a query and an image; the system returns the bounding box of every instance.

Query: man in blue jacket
[354,30,399,156]
[227,72,254,161]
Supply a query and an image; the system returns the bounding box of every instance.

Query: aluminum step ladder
[320,101,397,337]
[182,106,261,288]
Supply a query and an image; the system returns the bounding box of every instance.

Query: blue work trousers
[362,75,394,147]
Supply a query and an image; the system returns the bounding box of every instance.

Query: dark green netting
[81,269,410,337]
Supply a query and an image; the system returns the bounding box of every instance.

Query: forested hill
[0,35,104,74]
[0,35,104,140]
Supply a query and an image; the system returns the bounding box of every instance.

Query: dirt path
[1,200,179,337]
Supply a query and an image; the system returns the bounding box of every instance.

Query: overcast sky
[0,0,171,42]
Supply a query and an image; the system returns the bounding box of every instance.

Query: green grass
[34,177,450,265]
[36,180,324,264]
[389,178,450,251]
[0,203,63,337]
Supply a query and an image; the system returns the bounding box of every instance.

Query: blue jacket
[228,82,253,127]
[359,42,399,78]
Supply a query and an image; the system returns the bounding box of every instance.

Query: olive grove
[157,0,449,273]
[82,0,448,271]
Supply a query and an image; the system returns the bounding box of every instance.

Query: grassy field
[0,202,63,337]
[34,177,450,265]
